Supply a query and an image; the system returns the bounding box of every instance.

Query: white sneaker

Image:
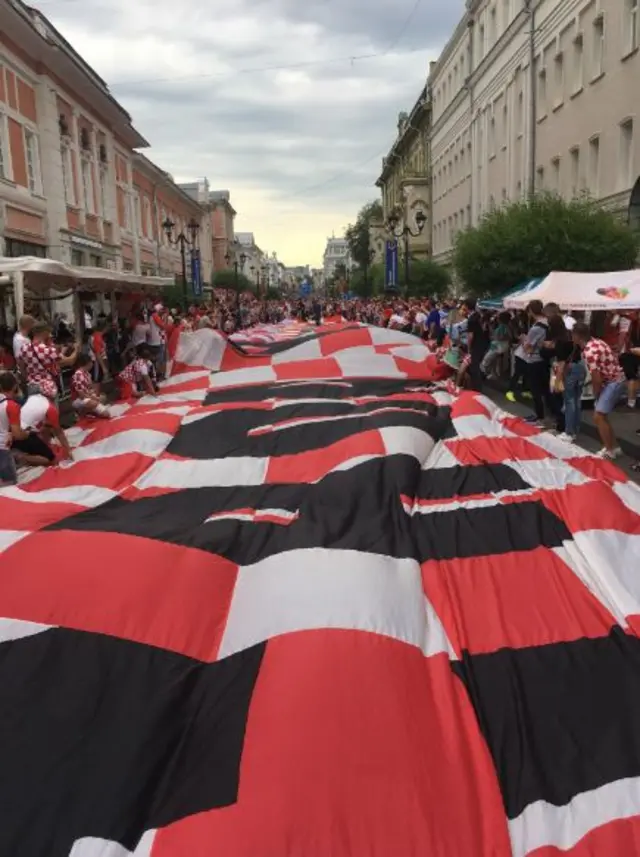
[596,447,622,460]
[557,433,576,444]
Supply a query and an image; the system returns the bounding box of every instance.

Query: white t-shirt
[13,331,29,360]
[563,315,577,331]
[414,312,427,326]
[389,314,405,328]
[131,323,150,347]
[148,314,166,347]
[21,394,59,432]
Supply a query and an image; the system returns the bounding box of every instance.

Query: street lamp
[386,209,426,295]
[163,216,200,311]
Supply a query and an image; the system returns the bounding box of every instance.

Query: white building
[322,236,351,281]
[429,0,640,264]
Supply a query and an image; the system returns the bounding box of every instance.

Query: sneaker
[505,391,516,403]
[522,391,533,400]
[557,432,576,444]
[596,447,622,461]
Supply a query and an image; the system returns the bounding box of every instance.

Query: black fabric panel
[452,627,640,819]
[0,628,264,857]
[413,500,571,561]
[203,377,437,406]
[47,460,570,566]
[167,401,448,459]
[415,463,531,501]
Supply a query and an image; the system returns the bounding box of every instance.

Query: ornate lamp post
[162,216,200,311]
[386,209,426,295]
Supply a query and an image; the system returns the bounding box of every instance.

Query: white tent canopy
[504,269,640,311]
[0,256,174,294]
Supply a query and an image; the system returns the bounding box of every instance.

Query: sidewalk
[484,382,640,483]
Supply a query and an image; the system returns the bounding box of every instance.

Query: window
[489,115,496,156]
[479,23,485,59]
[99,168,108,217]
[71,249,84,266]
[61,145,75,205]
[135,194,142,236]
[592,14,604,78]
[123,193,131,232]
[588,136,600,194]
[517,90,524,134]
[619,119,634,188]
[569,147,580,196]
[144,197,153,237]
[502,102,508,145]
[501,187,508,201]
[81,158,94,213]
[503,0,510,30]
[536,166,544,188]
[537,66,547,117]
[24,130,41,193]
[572,34,584,92]
[625,0,639,55]
[553,52,564,107]
[551,156,561,191]
[0,114,7,180]
[517,179,522,196]
[489,7,497,46]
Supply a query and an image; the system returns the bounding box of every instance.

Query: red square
[266,429,385,483]
[152,630,512,857]
[422,546,616,657]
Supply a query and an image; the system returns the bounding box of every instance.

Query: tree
[212,268,254,293]
[345,200,384,270]
[406,257,452,298]
[453,192,639,297]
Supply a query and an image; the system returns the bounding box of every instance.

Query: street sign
[191,250,202,297]
[385,240,398,292]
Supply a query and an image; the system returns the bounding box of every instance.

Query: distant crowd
[1,288,639,483]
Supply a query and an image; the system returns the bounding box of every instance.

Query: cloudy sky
[37,0,464,265]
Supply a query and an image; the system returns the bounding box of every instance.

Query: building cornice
[376,85,431,185]
[133,153,204,213]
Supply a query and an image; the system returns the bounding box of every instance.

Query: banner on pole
[385,240,398,291]
[191,250,202,297]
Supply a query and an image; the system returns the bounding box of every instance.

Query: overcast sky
[37,0,464,266]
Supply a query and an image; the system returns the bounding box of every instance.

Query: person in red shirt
[90,321,109,382]
[71,354,110,419]
[0,373,61,472]
[21,320,77,399]
[117,345,158,399]
[0,342,15,371]
[573,322,626,460]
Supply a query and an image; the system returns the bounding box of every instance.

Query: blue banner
[191,250,202,297]
[385,240,398,290]
[300,279,312,297]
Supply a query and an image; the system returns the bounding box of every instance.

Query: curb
[484,378,640,461]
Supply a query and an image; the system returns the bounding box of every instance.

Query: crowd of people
[1,287,639,484]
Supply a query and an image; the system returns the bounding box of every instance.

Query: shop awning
[0,256,173,294]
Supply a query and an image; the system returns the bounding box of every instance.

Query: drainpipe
[525,0,537,197]
[467,16,475,225]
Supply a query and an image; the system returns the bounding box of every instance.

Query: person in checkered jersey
[20,320,78,400]
[572,322,626,460]
[70,353,110,419]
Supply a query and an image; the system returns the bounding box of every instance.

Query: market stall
[504,269,640,310]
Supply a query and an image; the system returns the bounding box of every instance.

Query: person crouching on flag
[117,345,158,400]
[70,354,110,419]
[17,383,73,464]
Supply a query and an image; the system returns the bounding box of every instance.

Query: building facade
[0,0,215,292]
[322,236,351,281]
[375,86,432,260]
[429,0,640,263]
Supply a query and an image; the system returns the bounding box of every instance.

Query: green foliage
[345,200,384,270]
[406,257,452,298]
[453,192,639,297]
[265,286,281,300]
[212,268,254,293]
